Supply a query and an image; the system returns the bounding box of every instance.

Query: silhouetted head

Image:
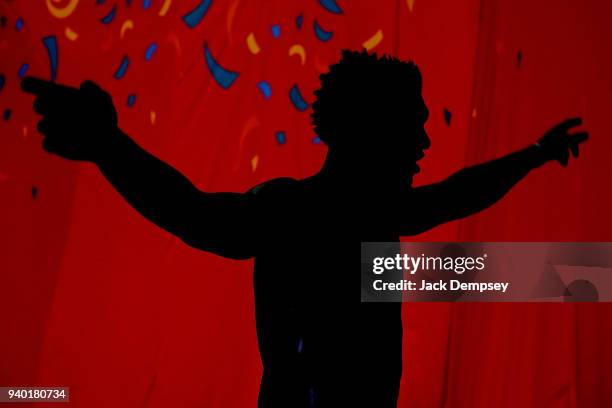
[312,50,430,186]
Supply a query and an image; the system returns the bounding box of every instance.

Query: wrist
[529,142,549,168]
[93,126,127,164]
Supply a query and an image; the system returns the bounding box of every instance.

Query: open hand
[21,77,118,162]
[537,117,589,167]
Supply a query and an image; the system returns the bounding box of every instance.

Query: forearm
[443,144,545,217]
[95,128,200,236]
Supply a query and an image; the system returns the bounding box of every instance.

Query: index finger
[21,76,56,95]
[555,117,583,132]
[570,131,589,145]
[21,76,75,96]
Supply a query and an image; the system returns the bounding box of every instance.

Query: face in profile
[358,94,431,181]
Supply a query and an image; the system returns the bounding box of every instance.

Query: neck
[317,149,356,184]
[317,149,414,192]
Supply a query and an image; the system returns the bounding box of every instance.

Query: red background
[1,0,612,406]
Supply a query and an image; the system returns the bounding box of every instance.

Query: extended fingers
[555,117,583,133]
[36,117,60,137]
[570,131,589,145]
[569,131,589,158]
[21,76,56,96]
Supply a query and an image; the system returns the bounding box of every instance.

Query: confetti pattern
[203,42,239,89]
[113,55,130,79]
[100,5,117,24]
[182,0,212,29]
[1,2,611,408]
[313,20,333,42]
[42,36,58,81]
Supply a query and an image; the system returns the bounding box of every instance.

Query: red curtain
[1,1,611,406]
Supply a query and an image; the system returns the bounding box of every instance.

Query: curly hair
[311,49,422,147]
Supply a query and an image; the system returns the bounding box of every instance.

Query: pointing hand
[21,77,119,162]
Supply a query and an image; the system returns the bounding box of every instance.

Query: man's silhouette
[22,50,587,407]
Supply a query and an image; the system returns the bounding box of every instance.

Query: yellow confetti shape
[288,44,306,65]
[22,126,28,139]
[120,20,134,39]
[362,29,383,51]
[65,27,78,41]
[246,32,260,55]
[406,0,415,12]
[158,0,172,16]
[150,110,156,125]
[47,0,80,19]
[251,155,259,172]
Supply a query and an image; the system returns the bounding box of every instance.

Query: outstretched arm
[22,77,256,259]
[401,118,588,235]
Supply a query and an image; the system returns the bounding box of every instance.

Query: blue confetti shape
[15,18,23,31]
[114,55,130,79]
[182,0,212,29]
[271,24,281,39]
[312,136,321,144]
[143,0,151,9]
[2,109,11,121]
[100,5,117,24]
[42,36,58,81]
[96,0,106,4]
[517,50,523,68]
[275,131,286,145]
[289,84,309,111]
[313,20,333,42]
[32,186,38,199]
[443,108,452,126]
[203,43,238,89]
[297,337,304,353]
[0,74,5,92]
[318,0,343,14]
[257,81,272,100]
[296,14,303,30]
[127,94,137,107]
[18,63,28,78]
[145,43,157,61]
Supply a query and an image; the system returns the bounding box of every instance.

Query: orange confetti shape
[65,27,78,41]
[158,0,172,16]
[247,33,261,55]
[289,44,307,65]
[120,20,134,39]
[363,30,383,51]
[47,0,80,19]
